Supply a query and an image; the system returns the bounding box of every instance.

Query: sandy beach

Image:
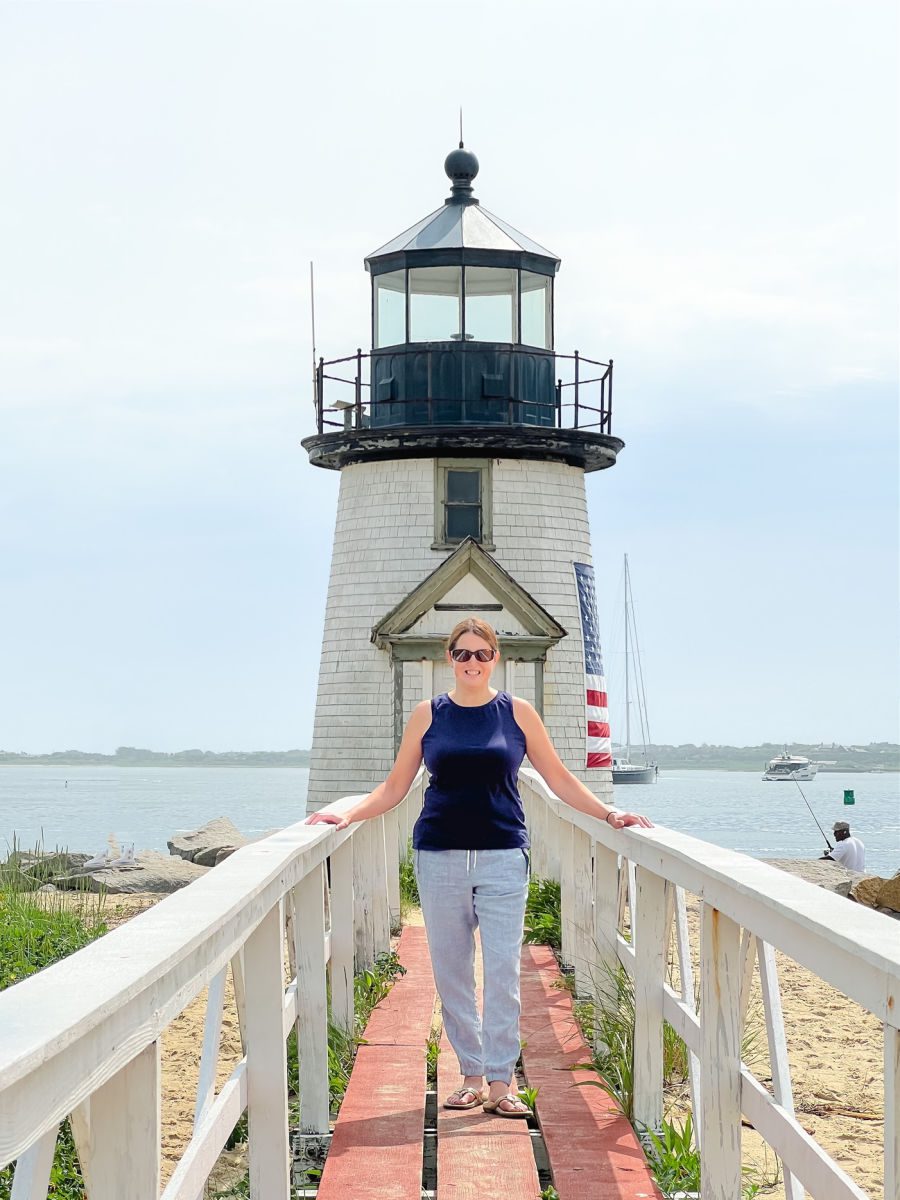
[66,893,887,1198]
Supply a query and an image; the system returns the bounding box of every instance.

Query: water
[1,767,897,876]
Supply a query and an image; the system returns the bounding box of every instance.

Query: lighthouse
[302,145,623,813]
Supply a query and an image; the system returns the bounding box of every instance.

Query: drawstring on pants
[466,849,478,874]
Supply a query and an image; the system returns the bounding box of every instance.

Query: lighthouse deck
[0,770,897,1200]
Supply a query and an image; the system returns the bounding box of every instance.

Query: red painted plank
[520,944,662,1200]
[436,978,540,1200]
[317,927,435,1200]
[363,927,437,1046]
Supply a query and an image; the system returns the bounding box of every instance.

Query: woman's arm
[304,700,432,829]
[512,697,653,830]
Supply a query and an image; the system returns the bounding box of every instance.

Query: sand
[42,892,887,1198]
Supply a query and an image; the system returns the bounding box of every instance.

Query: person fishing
[305,617,653,1118]
[821,820,866,871]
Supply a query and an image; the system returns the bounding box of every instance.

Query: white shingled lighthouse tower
[302,145,623,813]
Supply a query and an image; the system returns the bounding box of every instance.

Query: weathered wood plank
[83,1040,161,1200]
[757,938,804,1200]
[194,967,226,1130]
[886,1022,899,1200]
[633,865,667,1133]
[437,996,539,1199]
[293,864,330,1134]
[316,927,433,1200]
[571,824,593,996]
[520,942,662,1199]
[700,904,742,1200]
[328,838,354,1034]
[10,1124,58,1200]
[243,905,290,1200]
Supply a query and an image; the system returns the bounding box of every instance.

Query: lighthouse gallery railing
[1,770,897,1200]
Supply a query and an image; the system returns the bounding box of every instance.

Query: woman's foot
[443,1075,485,1109]
[483,1079,532,1117]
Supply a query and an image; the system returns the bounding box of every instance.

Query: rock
[213,845,241,866]
[876,874,900,912]
[52,850,209,894]
[851,876,884,908]
[764,858,865,894]
[167,817,247,864]
[37,883,57,893]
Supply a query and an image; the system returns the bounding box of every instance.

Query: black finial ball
[445,146,479,185]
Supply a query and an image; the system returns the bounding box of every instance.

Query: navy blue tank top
[412,691,530,851]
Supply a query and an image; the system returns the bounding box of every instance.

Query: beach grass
[0,840,109,1199]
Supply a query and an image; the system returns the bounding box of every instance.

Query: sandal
[443,1086,485,1110]
[482,1092,532,1118]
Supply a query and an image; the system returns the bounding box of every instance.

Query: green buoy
[843,789,855,805]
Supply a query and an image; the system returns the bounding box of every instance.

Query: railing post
[700,904,742,1200]
[80,1041,161,1199]
[571,825,593,996]
[293,863,330,1134]
[355,348,362,429]
[674,887,702,1148]
[592,839,619,1011]
[316,357,324,435]
[757,938,805,1200]
[633,866,667,1135]
[372,815,391,957]
[329,838,354,1034]
[556,378,562,427]
[573,350,580,429]
[9,1124,59,1200]
[244,905,291,1199]
[559,819,575,969]
[607,357,613,431]
[353,819,378,971]
[886,1023,900,1200]
[384,805,402,931]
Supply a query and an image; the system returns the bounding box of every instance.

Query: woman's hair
[445,617,499,654]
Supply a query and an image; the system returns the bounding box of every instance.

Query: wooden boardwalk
[317,927,661,1199]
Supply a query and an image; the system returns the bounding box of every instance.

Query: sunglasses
[450,648,496,663]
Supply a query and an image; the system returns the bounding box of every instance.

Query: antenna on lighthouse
[459,106,464,147]
[309,260,317,405]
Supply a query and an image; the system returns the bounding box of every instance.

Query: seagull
[82,849,112,870]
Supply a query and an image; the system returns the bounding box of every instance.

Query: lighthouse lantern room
[303,146,624,813]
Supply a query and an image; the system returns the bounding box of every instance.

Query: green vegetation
[523,877,561,950]
[399,839,419,918]
[5,741,896,770]
[0,845,109,1199]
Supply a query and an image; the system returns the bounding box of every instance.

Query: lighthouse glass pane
[375,271,406,347]
[465,267,517,343]
[520,272,551,348]
[409,266,462,342]
[446,506,481,539]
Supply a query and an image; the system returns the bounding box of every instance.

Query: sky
[1,1,897,753]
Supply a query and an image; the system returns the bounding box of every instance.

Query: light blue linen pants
[414,847,530,1082]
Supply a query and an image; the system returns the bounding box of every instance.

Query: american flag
[573,562,612,768]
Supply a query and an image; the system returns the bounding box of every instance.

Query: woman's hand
[304,810,351,830]
[606,809,654,830]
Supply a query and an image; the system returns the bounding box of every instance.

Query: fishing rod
[792,773,833,852]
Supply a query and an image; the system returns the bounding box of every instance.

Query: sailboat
[612,554,659,785]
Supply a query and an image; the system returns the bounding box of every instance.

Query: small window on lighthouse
[434,458,493,549]
[445,469,481,540]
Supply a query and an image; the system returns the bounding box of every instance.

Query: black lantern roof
[365,146,560,277]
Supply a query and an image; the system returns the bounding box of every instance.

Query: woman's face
[446,632,500,691]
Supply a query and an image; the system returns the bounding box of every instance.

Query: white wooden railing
[519,768,899,1200]
[1,769,897,1200]
[0,775,426,1200]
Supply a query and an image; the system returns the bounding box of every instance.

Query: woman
[305,618,652,1118]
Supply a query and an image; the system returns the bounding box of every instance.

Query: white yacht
[763,750,818,781]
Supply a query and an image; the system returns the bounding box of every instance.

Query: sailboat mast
[624,554,631,760]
